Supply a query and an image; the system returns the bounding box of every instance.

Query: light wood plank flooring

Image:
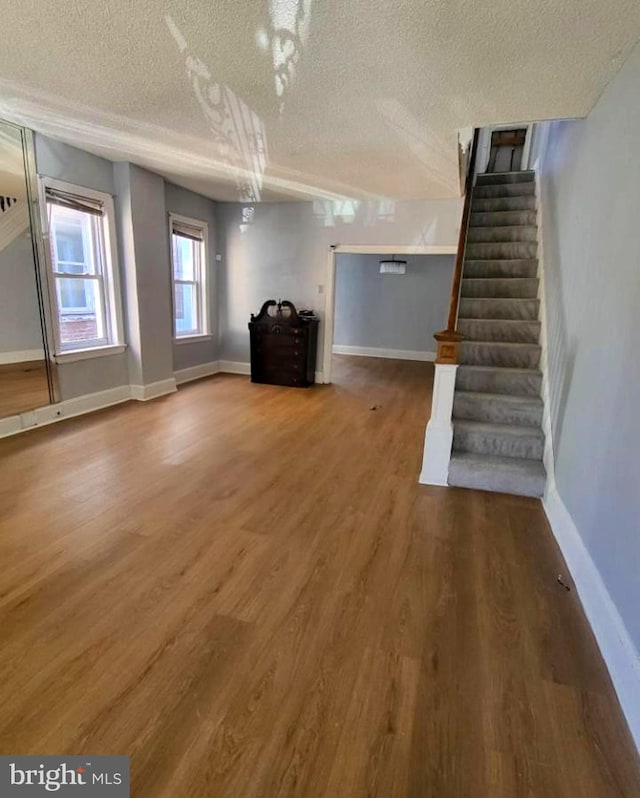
[0,355,638,797]
[0,360,50,418]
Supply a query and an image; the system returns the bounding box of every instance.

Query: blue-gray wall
[34,135,219,398]
[35,136,130,399]
[334,254,453,353]
[217,199,462,363]
[539,44,640,650]
[164,182,218,371]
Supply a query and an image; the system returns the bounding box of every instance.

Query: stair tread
[461,341,541,349]
[457,365,542,375]
[453,419,545,438]
[470,214,536,226]
[449,452,546,476]
[459,297,538,302]
[462,277,538,282]
[455,390,543,407]
[476,171,534,180]
[464,259,538,264]
[459,317,540,323]
[467,224,537,231]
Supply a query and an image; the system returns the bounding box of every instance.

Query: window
[42,178,124,358]
[169,214,209,339]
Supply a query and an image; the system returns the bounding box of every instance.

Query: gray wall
[164,182,218,371]
[539,44,640,650]
[125,165,174,385]
[334,254,453,352]
[217,198,461,363]
[35,135,129,398]
[34,135,220,398]
[0,229,44,357]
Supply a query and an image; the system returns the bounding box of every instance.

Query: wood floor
[0,360,50,417]
[0,355,638,797]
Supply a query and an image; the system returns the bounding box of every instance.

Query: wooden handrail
[434,128,480,364]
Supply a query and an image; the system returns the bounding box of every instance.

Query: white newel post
[419,363,458,486]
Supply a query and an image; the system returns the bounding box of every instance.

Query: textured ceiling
[0,0,638,201]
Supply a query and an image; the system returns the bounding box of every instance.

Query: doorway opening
[322,245,457,384]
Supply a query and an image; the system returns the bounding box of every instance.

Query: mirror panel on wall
[0,119,55,419]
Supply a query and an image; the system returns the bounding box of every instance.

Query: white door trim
[323,244,457,384]
[477,123,533,173]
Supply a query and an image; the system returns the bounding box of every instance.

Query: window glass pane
[55,278,105,345]
[49,205,99,275]
[174,283,198,335]
[172,234,196,281]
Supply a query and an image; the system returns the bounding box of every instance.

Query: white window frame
[169,213,211,342]
[39,177,125,363]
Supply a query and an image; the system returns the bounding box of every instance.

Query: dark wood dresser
[248,300,319,387]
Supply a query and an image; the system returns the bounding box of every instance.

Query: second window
[169,215,209,339]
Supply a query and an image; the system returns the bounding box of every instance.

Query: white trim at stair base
[419,363,458,486]
[129,379,177,401]
[543,485,640,752]
[332,345,436,362]
[174,361,221,385]
[0,349,46,365]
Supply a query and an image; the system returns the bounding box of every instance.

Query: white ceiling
[0,0,637,202]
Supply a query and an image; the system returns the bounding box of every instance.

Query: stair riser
[448,461,545,497]
[463,260,538,279]
[461,279,538,299]
[453,395,543,426]
[456,368,542,397]
[470,211,537,227]
[460,343,540,369]
[472,196,535,212]
[467,226,537,244]
[458,320,541,344]
[465,242,538,260]
[473,183,535,198]
[475,172,535,185]
[453,428,544,460]
[459,298,539,321]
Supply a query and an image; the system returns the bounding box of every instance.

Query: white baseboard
[217,360,325,385]
[59,385,132,420]
[174,361,221,385]
[0,359,325,440]
[130,378,177,401]
[534,168,639,752]
[0,385,132,438]
[332,345,436,362]
[218,360,251,375]
[0,349,46,365]
[543,484,640,752]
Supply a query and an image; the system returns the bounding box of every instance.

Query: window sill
[54,344,127,364]
[173,334,213,345]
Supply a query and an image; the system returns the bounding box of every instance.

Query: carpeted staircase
[448,171,547,497]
